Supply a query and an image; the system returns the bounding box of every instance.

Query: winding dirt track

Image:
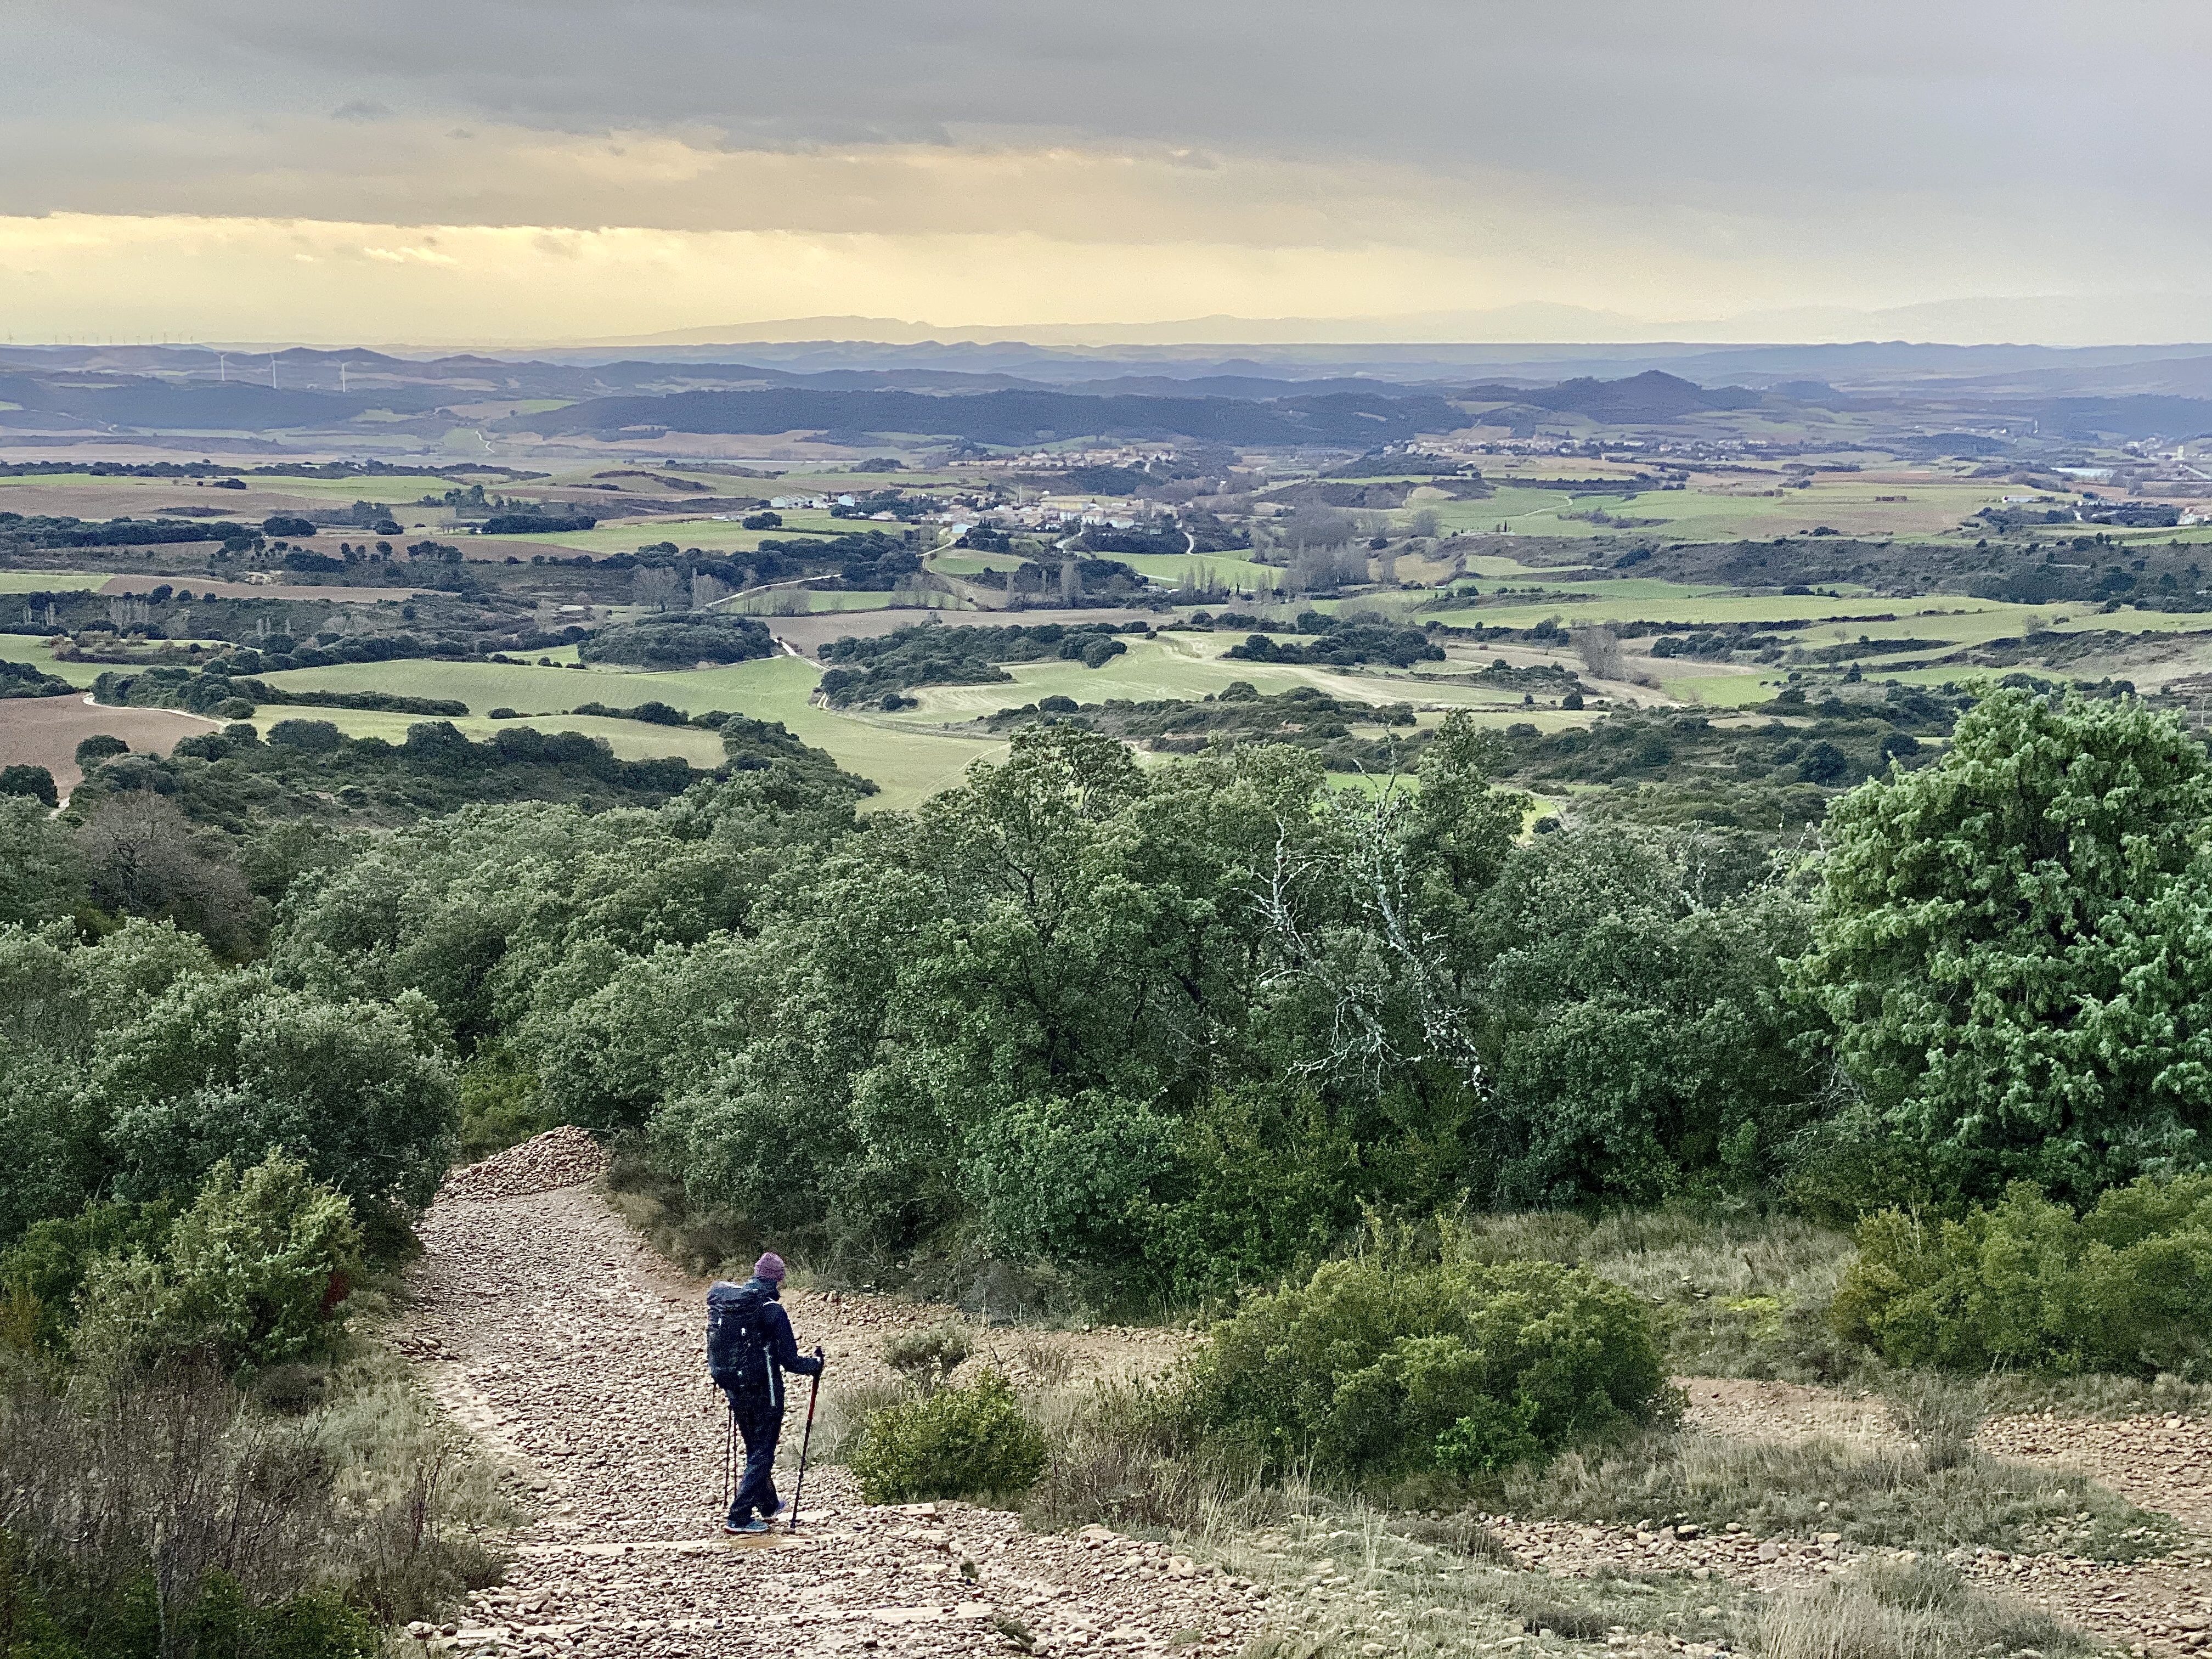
[402,1182,1268,1659]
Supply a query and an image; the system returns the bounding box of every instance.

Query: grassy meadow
[0,632,101,686]
[475,506,855,556]
[1409,475,2021,544]
[253,653,1002,808]
[0,571,112,594]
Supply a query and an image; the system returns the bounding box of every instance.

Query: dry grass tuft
[1513,1423,2169,1560]
[1753,1558,2087,1659]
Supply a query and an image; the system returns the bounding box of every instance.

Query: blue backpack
[706,1279,771,1387]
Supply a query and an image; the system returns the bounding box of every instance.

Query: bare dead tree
[1248,781,1486,1094]
[1573,625,1625,681]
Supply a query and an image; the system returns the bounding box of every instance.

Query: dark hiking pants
[723,1386,782,1526]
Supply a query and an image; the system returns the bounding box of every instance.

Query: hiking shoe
[725,1519,771,1535]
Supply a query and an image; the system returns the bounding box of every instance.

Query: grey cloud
[25,0,2211,198]
[6,0,2210,307]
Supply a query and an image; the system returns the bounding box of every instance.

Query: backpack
[706,1279,771,1387]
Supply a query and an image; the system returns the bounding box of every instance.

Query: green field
[1113,552,1284,591]
[0,473,122,490]
[244,475,458,504]
[1410,475,2023,544]
[1666,672,1791,708]
[1476,576,1747,605]
[476,507,857,556]
[873,634,1592,729]
[727,589,969,616]
[253,654,1000,809]
[1436,592,2065,632]
[925,552,1027,577]
[0,634,100,686]
[1458,554,1599,580]
[0,572,111,594]
[744,470,961,492]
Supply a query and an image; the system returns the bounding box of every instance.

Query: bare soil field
[0,693,217,795]
[0,483,327,519]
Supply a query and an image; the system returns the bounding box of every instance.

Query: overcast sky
[5,0,2208,344]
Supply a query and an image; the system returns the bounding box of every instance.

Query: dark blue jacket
[744,1278,822,1411]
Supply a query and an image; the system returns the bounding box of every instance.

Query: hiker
[707,1252,823,1534]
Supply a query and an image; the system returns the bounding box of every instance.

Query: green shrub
[1832,1176,2212,1376]
[1795,688,2212,1203]
[71,1153,360,1377]
[0,1198,178,1352]
[0,1549,382,1659]
[1182,1255,1666,1480]
[176,1573,382,1659]
[455,1045,552,1161]
[881,1318,973,1379]
[850,1372,1047,1503]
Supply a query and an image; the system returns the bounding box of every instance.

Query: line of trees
[12,687,2212,1301]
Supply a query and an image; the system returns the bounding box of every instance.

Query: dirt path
[399,1142,2212,1657]
[400,1179,1267,1659]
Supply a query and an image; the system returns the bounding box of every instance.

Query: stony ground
[1479,1377,2212,1656]
[397,1141,2212,1658]
[398,1177,1266,1658]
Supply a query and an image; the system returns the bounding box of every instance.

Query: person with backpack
[706,1252,824,1534]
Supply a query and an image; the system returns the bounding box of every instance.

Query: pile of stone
[440,1126,610,1201]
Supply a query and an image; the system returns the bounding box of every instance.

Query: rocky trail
[398,1139,1266,1659]
[398,1134,2212,1658]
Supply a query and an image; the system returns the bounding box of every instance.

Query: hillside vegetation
[12,378,2212,1654]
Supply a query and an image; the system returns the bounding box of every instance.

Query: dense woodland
[12,686,2212,1280]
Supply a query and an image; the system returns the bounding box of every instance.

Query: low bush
[577,612,773,668]
[1012,1330,1074,1386]
[1577,1207,1866,1384]
[881,1318,973,1379]
[0,1198,179,1354]
[0,1546,385,1659]
[1831,1176,2212,1376]
[1022,1378,1241,1536]
[813,1374,909,1468]
[70,1154,361,1379]
[315,1375,514,1623]
[850,1372,1047,1503]
[1181,1253,1666,1481]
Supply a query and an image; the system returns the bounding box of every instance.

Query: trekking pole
[786,1359,825,1531]
[721,1394,734,1516]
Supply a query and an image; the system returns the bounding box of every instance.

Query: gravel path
[397,1136,2212,1656]
[399,1179,1268,1659]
